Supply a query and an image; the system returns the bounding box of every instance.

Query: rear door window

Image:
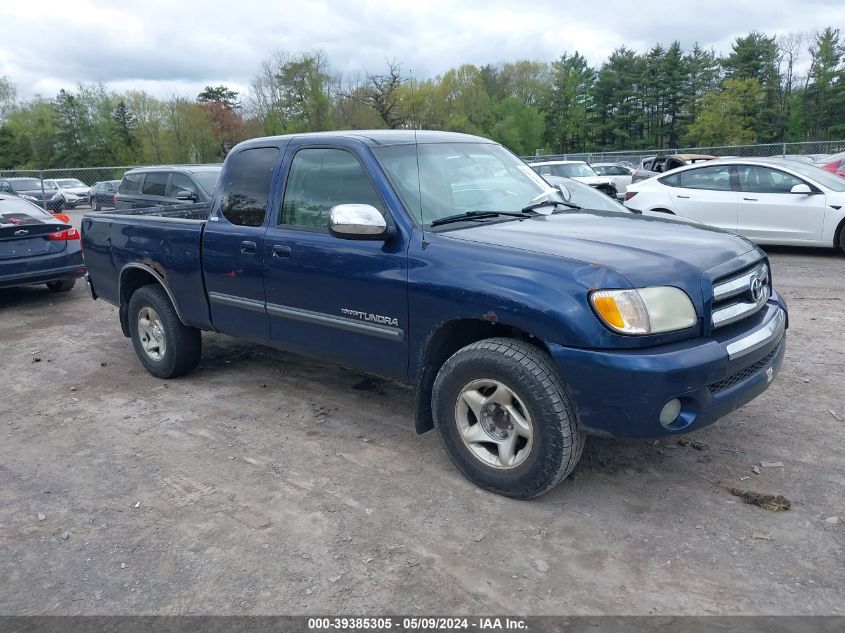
[219,147,279,227]
[680,165,733,191]
[141,173,169,196]
[119,173,143,194]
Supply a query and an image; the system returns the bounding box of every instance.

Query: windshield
[9,179,42,191]
[190,168,221,195]
[373,142,557,227]
[56,179,84,187]
[537,163,598,178]
[781,161,845,191]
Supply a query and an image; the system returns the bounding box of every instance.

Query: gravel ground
[1,214,843,615]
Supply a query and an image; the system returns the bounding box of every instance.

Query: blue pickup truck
[81,130,788,498]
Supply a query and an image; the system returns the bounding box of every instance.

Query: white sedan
[591,162,634,197]
[624,158,845,253]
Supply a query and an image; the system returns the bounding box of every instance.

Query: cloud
[1,0,843,100]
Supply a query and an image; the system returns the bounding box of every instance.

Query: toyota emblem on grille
[750,276,765,302]
[14,229,29,236]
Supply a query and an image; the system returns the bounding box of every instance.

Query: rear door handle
[272,244,291,259]
[743,197,758,201]
[241,240,257,255]
[676,195,690,199]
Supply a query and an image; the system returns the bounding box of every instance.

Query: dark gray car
[115,166,221,210]
[88,180,121,211]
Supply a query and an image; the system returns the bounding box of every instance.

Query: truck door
[202,146,280,339]
[262,141,409,380]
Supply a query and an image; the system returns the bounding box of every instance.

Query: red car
[816,151,845,178]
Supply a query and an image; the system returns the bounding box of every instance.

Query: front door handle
[743,197,758,201]
[272,244,291,259]
[241,240,257,255]
[676,195,691,199]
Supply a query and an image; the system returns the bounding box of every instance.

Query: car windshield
[57,179,84,187]
[781,161,845,191]
[541,163,597,178]
[190,168,221,195]
[373,142,559,227]
[9,179,42,191]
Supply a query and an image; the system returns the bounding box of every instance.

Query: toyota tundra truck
[81,131,788,499]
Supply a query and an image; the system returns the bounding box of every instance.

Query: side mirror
[790,184,812,194]
[175,190,196,201]
[329,204,388,240]
[555,183,572,202]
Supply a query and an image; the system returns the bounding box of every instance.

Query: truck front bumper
[549,298,787,438]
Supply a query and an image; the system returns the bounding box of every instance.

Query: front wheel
[128,285,202,378]
[432,338,585,499]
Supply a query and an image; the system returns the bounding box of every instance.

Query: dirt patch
[1,232,844,615]
[729,488,792,512]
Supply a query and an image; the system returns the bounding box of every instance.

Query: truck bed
[81,203,212,330]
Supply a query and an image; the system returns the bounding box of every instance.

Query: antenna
[409,68,425,242]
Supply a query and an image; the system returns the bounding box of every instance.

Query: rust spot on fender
[482,311,498,323]
[140,258,167,282]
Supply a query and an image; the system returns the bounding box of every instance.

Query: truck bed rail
[97,202,211,221]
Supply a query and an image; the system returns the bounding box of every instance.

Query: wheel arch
[118,263,185,337]
[833,214,845,253]
[413,317,551,434]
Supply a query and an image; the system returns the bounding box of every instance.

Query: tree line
[0,28,843,169]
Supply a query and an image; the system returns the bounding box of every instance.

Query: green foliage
[197,85,240,109]
[685,78,761,146]
[0,30,843,169]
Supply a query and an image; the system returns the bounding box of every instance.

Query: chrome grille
[711,260,770,329]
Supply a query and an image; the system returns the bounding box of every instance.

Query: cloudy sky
[2,0,844,101]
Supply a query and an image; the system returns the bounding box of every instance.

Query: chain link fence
[522,140,845,167]
[0,166,138,211]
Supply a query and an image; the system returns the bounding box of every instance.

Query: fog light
[659,399,682,428]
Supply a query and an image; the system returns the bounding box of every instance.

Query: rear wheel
[46,279,76,292]
[128,285,201,378]
[93,199,101,212]
[432,337,585,499]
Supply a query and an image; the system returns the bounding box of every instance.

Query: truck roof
[238,130,494,149]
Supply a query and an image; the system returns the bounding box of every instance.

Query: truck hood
[443,210,757,288]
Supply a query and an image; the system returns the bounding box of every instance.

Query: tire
[127,284,202,378]
[93,199,101,212]
[432,337,585,499]
[837,224,845,255]
[46,279,76,292]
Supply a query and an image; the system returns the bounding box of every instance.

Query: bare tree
[341,60,407,129]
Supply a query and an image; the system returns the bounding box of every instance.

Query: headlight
[590,287,697,334]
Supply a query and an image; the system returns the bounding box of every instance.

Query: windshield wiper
[520,199,581,214]
[429,210,531,227]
